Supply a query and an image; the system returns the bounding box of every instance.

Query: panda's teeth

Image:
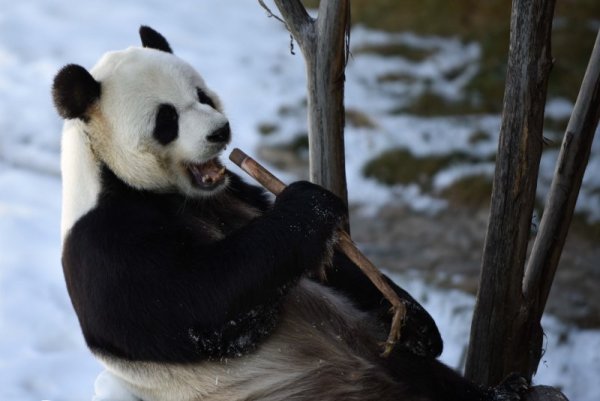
[188,162,226,189]
[189,165,204,183]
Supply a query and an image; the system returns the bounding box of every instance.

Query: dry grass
[303,0,599,114]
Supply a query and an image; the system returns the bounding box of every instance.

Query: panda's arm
[180,183,343,319]
[323,251,444,358]
[226,171,443,357]
[173,180,343,311]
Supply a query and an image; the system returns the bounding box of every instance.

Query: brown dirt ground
[349,204,600,329]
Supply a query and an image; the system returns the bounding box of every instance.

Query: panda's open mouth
[186,158,226,190]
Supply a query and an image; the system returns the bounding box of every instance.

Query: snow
[0,0,598,400]
[395,272,600,401]
[545,97,575,121]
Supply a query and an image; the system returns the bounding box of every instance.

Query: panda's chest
[175,196,260,242]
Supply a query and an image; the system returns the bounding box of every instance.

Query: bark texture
[465,0,557,386]
[272,0,350,207]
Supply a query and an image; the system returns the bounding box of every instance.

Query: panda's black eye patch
[197,88,216,109]
[153,104,179,145]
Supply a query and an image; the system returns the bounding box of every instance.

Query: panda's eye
[197,88,216,109]
[153,104,179,145]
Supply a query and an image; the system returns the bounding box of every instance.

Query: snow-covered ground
[0,1,598,400]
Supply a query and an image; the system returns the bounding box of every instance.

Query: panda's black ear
[52,64,101,120]
[139,26,173,53]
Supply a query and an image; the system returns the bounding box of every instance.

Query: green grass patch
[301,0,319,8]
[353,43,435,61]
[346,108,377,129]
[257,122,279,136]
[544,117,570,135]
[468,130,491,145]
[570,213,600,243]
[439,174,493,208]
[377,72,419,84]
[284,133,309,153]
[363,147,481,188]
[394,91,484,116]
[278,98,307,117]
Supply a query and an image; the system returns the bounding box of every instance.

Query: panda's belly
[96,279,405,401]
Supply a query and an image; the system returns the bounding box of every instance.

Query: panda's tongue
[188,159,226,188]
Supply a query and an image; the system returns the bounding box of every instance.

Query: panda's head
[53,26,231,197]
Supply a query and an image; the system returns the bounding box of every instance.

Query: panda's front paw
[490,373,530,401]
[276,181,347,234]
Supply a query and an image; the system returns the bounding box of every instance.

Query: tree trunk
[523,28,600,320]
[465,0,556,386]
[272,0,350,210]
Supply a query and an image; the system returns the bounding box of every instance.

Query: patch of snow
[92,371,139,401]
[545,97,574,121]
[433,163,495,190]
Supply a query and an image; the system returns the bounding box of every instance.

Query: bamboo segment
[229,148,406,356]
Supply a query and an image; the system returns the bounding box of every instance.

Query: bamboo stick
[229,148,406,357]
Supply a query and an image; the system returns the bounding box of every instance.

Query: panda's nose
[207,123,231,144]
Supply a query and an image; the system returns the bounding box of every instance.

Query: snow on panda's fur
[53,26,527,401]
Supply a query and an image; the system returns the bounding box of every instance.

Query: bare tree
[466,0,600,391]
[465,0,557,385]
[523,28,600,338]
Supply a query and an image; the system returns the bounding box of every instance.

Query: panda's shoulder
[64,199,169,258]
[65,175,182,256]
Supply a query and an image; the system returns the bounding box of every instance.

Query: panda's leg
[383,350,490,401]
[323,251,443,358]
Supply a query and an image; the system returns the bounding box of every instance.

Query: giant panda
[52,26,527,401]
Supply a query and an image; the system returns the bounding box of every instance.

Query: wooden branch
[465,0,556,386]
[257,0,289,29]
[272,0,314,52]
[230,148,406,357]
[523,29,600,314]
[309,0,350,206]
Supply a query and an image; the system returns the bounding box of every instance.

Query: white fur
[60,46,229,238]
[60,119,101,241]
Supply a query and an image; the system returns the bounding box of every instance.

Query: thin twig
[258,0,296,55]
[257,0,288,27]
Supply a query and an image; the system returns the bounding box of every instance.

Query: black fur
[206,122,231,144]
[139,25,173,53]
[197,87,216,108]
[52,64,101,120]
[62,166,346,362]
[152,104,179,145]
